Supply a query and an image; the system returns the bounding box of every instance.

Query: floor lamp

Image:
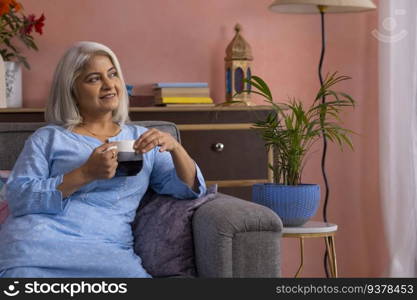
[268,0,376,277]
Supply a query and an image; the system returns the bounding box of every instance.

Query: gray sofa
[0,121,282,278]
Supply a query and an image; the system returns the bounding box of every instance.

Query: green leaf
[247,72,356,185]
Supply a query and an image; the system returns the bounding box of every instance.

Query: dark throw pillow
[132,185,217,278]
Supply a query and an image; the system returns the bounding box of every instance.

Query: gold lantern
[225,23,254,106]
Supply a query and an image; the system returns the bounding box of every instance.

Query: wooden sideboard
[0,106,273,200]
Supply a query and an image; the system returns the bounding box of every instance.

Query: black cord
[318,9,330,278]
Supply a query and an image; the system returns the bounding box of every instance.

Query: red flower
[34,14,45,35]
[1,0,46,69]
[11,0,22,12]
[0,0,12,15]
[0,0,21,15]
[21,14,35,35]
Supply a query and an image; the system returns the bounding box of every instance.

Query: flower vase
[4,62,22,108]
[0,56,6,108]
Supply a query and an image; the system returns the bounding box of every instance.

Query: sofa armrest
[192,193,283,278]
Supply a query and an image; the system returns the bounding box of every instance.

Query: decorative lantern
[225,23,254,105]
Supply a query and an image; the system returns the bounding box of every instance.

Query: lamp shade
[269,0,376,14]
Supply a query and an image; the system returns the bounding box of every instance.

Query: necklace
[80,123,121,138]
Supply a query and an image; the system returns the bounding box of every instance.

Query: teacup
[113,140,143,177]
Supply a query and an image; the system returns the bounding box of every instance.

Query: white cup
[114,140,143,177]
[115,140,135,152]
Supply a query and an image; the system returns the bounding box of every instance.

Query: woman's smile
[99,92,117,100]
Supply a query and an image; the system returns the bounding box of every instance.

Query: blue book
[154,82,208,88]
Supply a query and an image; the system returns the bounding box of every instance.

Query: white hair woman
[45,41,130,129]
[0,41,206,277]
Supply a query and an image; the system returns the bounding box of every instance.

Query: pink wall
[19,0,387,277]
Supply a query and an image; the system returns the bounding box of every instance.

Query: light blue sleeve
[5,133,66,217]
[149,147,206,199]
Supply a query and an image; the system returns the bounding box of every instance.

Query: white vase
[4,62,22,108]
[0,56,6,108]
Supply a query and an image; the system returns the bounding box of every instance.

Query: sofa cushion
[132,185,217,277]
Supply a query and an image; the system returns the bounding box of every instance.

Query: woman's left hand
[134,128,180,153]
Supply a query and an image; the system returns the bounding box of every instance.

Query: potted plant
[241,72,355,226]
[0,0,45,107]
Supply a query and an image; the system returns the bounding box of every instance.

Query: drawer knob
[212,143,225,152]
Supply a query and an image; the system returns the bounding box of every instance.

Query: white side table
[282,221,338,278]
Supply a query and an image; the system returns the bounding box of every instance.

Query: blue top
[0,124,206,278]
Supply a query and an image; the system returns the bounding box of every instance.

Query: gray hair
[45,41,130,128]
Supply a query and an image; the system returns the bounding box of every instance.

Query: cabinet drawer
[218,186,253,201]
[180,129,268,181]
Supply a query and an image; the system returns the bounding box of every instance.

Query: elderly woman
[0,41,206,277]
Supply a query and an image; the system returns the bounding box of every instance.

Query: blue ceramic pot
[252,183,320,227]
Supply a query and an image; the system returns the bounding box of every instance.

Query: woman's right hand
[80,142,118,181]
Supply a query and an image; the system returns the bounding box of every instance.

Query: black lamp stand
[318,5,330,278]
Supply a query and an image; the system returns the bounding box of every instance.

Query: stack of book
[153,82,214,106]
